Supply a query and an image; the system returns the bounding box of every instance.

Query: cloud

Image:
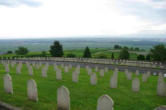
[0,0,41,7]
[0,0,165,38]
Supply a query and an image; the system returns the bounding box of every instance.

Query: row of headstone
[3,74,114,110]
[2,57,166,69]
[3,74,38,101]
[2,62,164,96]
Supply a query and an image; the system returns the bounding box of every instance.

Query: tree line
[3,41,166,62]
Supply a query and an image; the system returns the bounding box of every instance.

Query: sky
[0,0,166,39]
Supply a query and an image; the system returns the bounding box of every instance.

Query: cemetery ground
[0,63,166,110]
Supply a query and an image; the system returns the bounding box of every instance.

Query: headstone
[42,67,47,77]
[5,64,10,73]
[164,74,166,78]
[69,64,72,69]
[132,78,140,92]
[153,72,157,76]
[56,69,62,80]
[97,94,114,110]
[99,69,104,77]
[147,71,151,77]
[28,66,33,76]
[3,74,13,94]
[110,71,118,88]
[57,86,70,110]
[65,66,69,73]
[87,68,92,75]
[27,79,38,101]
[142,73,148,82]
[72,71,79,83]
[95,66,98,72]
[90,73,97,85]
[54,64,58,71]
[127,72,132,80]
[135,70,139,76]
[16,64,22,74]
[157,73,166,96]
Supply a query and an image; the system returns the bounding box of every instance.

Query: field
[0,63,166,110]
[0,37,166,54]
[0,48,139,60]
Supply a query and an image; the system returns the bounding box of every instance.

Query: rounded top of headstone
[28,79,36,84]
[58,86,70,95]
[98,94,114,106]
[4,74,11,78]
[154,105,166,110]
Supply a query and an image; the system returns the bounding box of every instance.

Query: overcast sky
[0,0,165,39]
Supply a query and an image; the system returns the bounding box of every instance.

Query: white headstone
[132,78,140,92]
[3,74,13,94]
[87,68,92,75]
[42,67,47,77]
[64,66,69,73]
[5,64,10,73]
[27,79,38,101]
[157,73,166,96]
[126,72,132,80]
[90,73,97,85]
[56,69,62,80]
[72,71,79,83]
[95,66,98,72]
[57,86,70,110]
[97,94,114,110]
[28,66,33,76]
[142,73,148,82]
[99,69,104,77]
[16,64,22,74]
[135,70,139,76]
[110,71,118,88]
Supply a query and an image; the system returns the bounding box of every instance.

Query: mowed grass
[0,64,166,110]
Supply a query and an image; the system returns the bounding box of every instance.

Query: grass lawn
[0,63,165,110]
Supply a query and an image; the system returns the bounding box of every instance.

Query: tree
[49,41,64,57]
[146,54,151,61]
[114,45,121,49]
[111,53,114,59]
[137,54,145,61]
[15,47,28,55]
[150,44,166,61]
[83,46,91,58]
[135,47,140,51]
[130,47,134,51]
[7,51,13,54]
[42,51,46,57]
[119,48,129,59]
[66,53,76,58]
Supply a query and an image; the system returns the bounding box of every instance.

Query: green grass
[0,64,165,110]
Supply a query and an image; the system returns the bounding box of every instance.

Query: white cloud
[0,0,165,39]
[0,0,41,7]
